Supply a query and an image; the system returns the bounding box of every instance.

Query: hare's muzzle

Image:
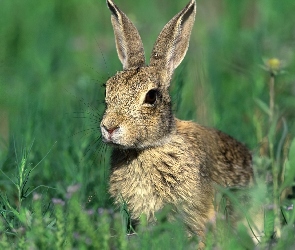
[100,124,120,144]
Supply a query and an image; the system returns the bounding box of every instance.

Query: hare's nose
[102,125,119,135]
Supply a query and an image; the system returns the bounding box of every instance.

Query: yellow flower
[266,58,281,71]
[263,58,283,75]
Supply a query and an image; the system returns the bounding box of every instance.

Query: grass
[0,0,295,249]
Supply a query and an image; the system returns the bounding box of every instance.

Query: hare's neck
[109,147,172,221]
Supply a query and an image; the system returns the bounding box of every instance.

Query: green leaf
[280,138,295,192]
[264,208,275,239]
[288,137,295,168]
[255,98,271,116]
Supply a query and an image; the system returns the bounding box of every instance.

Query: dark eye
[144,89,157,105]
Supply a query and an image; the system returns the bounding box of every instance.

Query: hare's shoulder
[175,119,216,156]
[176,119,253,187]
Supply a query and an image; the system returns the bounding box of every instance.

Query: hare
[101,0,254,240]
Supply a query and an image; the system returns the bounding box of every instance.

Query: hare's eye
[144,89,157,105]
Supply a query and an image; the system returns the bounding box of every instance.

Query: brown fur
[101,0,254,239]
[109,120,253,235]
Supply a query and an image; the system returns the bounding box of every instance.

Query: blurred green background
[0,0,295,209]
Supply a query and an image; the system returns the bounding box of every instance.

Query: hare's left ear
[107,0,146,70]
[149,0,196,81]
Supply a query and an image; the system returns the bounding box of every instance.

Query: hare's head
[101,0,196,149]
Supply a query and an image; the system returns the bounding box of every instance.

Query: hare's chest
[109,158,165,220]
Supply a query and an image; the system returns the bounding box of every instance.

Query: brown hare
[101,0,254,240]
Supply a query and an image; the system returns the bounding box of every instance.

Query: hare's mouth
[101,134,120,146]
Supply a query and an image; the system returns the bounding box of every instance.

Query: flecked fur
[101,0,254,239]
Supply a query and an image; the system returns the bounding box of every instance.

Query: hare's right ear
[106,0,146,70]
[150,0,196,83]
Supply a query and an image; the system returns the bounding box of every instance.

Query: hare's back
[176,119,254,188]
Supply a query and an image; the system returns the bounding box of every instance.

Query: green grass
[1,0,295,249]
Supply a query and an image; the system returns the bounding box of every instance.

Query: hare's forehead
[105,69,160,96]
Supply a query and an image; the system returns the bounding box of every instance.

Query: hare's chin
[101,133,120,145]
[101,137,133,149]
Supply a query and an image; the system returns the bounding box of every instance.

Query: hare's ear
[107,0,146,69]
[149,0,196,82]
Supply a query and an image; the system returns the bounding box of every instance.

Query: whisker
[95,38,110,79]
[72,128,99,139]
